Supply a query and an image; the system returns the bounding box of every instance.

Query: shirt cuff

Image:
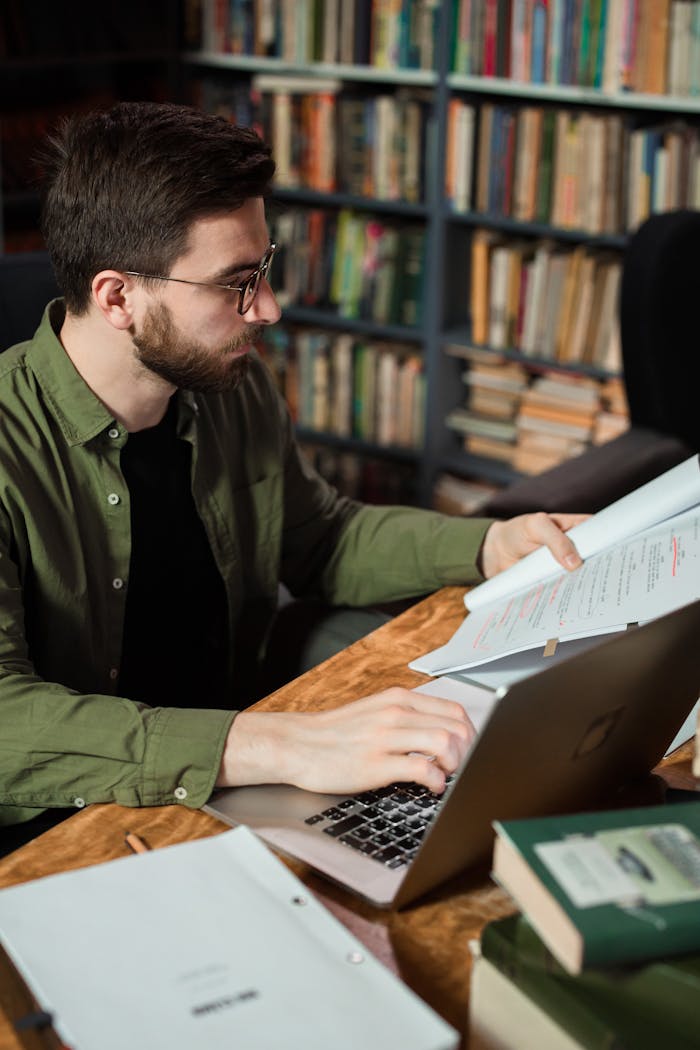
[428,515,495,585]
[140,706,237,808]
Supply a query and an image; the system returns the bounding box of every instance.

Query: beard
[131,301,260,393]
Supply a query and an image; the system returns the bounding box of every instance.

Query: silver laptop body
[205,599,700,909]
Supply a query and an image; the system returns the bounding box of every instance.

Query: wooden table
[0,587,696,1049]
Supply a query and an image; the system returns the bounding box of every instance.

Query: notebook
[205,599,700,909]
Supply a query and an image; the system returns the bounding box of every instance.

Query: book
[470,229,501,345]
[410,454,700,675]
[470,954,586,1050]
[445,407,518,444]
[471,912,700,1049]
[432,473,499,516]
[465,432,519,464]
[0,826,457,1050]
[491,801,700,974]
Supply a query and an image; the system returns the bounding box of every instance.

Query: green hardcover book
[394,226,426,329]
[492,801,700,973]
[452,0,469,73]
[480,913,700,1050]
[592,0,608,88]
[577,0,592,86]
[535,109,555,223]
[586,0,603,87]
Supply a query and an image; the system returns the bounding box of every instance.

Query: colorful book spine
[531,0,548,83]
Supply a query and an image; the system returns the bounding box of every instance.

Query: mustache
[227,325,263,352]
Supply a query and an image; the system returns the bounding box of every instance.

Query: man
[0,103,584,844]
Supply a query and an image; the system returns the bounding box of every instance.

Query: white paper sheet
[464,454,700,612]
[0,827,457,1050]
[412,506,700,676]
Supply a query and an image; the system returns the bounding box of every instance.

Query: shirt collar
[27,300,117,448]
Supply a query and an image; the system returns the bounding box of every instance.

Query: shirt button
[109,667,119,680]
[174,786,188,801]
[112,578,124,590]
[108,427,120,439]
[74,797,86,808]
[107,493,120,506]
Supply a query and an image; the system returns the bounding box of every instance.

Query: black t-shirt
[118,397,229,709]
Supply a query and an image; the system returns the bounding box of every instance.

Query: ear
[91,270,139,330]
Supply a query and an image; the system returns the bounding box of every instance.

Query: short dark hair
[39,101,276,314]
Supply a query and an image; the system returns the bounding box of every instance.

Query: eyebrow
[209,259,260,283]
[209,239,272,284]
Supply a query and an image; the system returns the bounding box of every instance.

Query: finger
[375,704,475,745]
[387,726,471,771]
[366,687,472,726]
[377,753,450,794]
[548,513,590,533]
[402,693,473,726]
[526,513,583,571]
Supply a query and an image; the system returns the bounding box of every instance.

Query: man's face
[129,198,280,393]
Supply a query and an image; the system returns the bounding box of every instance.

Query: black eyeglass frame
[124,241,277,315]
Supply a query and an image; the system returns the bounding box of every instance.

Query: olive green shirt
[0,302,491,826]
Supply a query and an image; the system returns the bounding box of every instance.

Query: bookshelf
[180,5,442,503]
[3,1,699,505]
[182,1,700,507]
[438,0,700,489]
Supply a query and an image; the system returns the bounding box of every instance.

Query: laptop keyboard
[304,779,453,869]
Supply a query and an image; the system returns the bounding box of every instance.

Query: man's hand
[480,512,589,579]
[216,689,475,795]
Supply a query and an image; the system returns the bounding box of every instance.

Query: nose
[245,277,281,326]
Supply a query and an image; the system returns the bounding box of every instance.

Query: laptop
[205,599,700,909]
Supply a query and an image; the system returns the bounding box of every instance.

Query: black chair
[620,208,700,451]
[0,250,60,350]
[482,209,698,518]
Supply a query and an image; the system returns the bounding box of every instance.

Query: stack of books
[471,801,700,1049]
[592,376,630,446]
[514,373,600,474]
[445,348,528,465]
[444,348,630,475]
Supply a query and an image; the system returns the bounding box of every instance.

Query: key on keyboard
[304,777,453,868]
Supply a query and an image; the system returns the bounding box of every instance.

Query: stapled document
[0,826,458,1050]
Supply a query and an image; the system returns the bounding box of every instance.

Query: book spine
[531,1,548,83]
[481,914,700,1044]
[483,0,500,75]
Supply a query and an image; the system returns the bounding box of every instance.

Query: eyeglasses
[125,242,277,316]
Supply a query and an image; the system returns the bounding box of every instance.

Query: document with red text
[411,455,700,677]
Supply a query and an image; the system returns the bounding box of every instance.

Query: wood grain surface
[0,587,697,1049]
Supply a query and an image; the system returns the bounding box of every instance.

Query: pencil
[124,831,151,854]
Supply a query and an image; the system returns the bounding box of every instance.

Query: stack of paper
[412,455,700,677]
[0,827,457,1050]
